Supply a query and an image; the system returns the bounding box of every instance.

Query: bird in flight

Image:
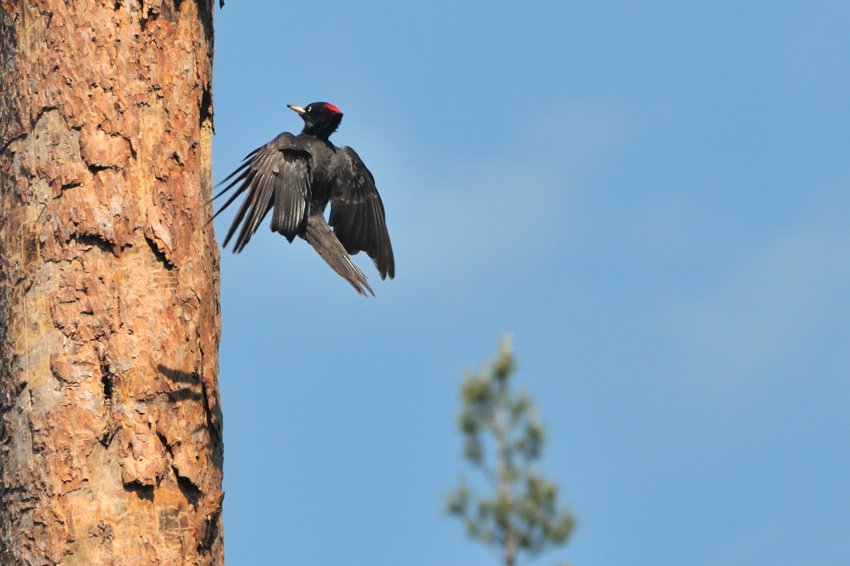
[213,102,395,296]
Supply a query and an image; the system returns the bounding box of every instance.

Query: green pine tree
[446,336,576,566]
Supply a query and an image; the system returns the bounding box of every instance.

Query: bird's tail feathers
[304,216,374,297]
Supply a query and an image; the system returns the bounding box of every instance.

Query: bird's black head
[288,102,343,140]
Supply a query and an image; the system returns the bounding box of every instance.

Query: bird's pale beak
[287,105,306,115]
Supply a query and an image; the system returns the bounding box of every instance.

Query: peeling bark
[0,1,222,564]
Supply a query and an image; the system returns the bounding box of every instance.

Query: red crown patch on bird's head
[322,103,342,114]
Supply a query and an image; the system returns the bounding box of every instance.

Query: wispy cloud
[671,182,850,393]
[387,104,629,287]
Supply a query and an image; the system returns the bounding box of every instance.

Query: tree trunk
[0,1,222,564]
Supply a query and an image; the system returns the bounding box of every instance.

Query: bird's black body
[214,103,394,296]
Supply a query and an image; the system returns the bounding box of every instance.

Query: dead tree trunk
[0,1,222,564]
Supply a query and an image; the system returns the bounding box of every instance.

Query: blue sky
[211,3,850,565]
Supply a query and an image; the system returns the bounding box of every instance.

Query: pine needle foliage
[446,336,576,566]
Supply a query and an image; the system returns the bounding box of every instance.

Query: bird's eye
[306,106,312,112]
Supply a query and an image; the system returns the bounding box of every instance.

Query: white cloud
[386,104,630,287]
[672,185,850,393]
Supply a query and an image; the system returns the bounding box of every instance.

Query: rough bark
[0,1,222,564]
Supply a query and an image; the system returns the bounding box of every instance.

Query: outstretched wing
[328,146,395,279]
[213,133,311,252]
